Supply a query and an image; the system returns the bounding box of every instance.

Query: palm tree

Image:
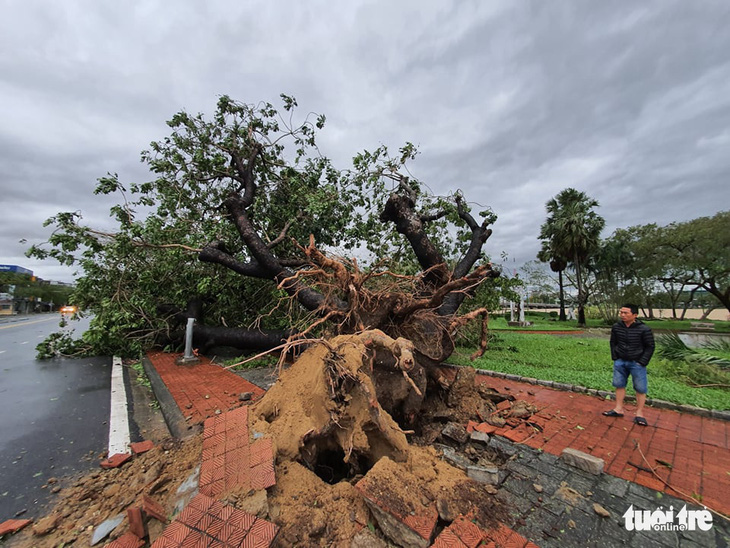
[538,188,605,327]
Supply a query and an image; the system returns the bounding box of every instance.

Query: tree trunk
[558,269,566,321]
[574,259,587,327]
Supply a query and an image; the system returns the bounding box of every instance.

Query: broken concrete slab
[469,430,490,445]
[90,513,125,545]
[560,448,604,475]
[466,464,500,485]
[442,422,469,444]
[433,444,472,470]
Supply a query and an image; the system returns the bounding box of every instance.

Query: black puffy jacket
[610,320,655,366]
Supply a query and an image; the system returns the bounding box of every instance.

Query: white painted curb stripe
[108,356,131,455]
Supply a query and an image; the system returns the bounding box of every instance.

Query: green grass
[220,353,279,370]
[489,314,606,331]
[452,331,730,411]
[489,312,730,333]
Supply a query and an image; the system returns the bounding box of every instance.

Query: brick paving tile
[0,518,32,536]
[200,407,275,498]
[481,523,528,548]
[701,416,728,448]
[147,351,265,424]
[152,494,277,548]
[448,516,486,548]
[103,532,145,548]
[430,528,469,548]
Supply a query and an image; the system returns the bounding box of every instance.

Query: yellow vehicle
[60,305,78,315]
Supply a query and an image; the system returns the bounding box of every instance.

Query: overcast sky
[2,1,729,284]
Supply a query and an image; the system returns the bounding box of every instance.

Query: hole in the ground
[299,438,373,484]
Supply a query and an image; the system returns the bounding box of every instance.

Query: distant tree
[520,259,563,306]
[536,247,568,321]
[537,188,605,326]
[592,231,645,322]
[648,211,730,313]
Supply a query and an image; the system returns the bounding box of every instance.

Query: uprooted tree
[30,94,519,425]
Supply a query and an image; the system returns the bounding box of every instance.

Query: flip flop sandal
[634,416,648,426]
[602,410,624,417]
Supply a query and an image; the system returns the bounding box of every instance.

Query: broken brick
[142,495,168,523]
[0,519,32,536]
[496,400,512,412]
[474,422,498,435]
[100,453,132,469]
[126,506,146,538]
[130,440,154,455]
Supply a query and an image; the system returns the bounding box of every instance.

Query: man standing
[603,304,655,426]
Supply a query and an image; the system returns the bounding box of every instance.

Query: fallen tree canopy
[30,94,518,421]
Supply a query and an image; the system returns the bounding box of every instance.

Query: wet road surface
[0,314,111,521]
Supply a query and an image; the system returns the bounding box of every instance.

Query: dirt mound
[251,334,411,476]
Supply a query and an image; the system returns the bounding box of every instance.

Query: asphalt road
[0,314,111,521]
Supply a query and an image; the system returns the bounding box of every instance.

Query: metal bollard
[183,317,195,359]
[176,317,200,365]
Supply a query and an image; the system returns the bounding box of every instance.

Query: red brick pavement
[150,493,278,548]
[200,406,276,497]
[475,374,730,517]
[147,351,265,424]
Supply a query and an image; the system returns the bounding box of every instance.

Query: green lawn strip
[489,314,730,333]
[453,331,730,411]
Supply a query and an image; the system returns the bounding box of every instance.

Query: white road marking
[108,356,131,456]
[20,341,28,345]
[0,350,5,354]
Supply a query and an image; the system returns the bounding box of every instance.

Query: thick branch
[225,192,347,312]
[199,244,271,278]
[439,196,498,316]
[380,191,448,286]
[232,144,263,207]
[193,324,294,351]
[420,210,448,223]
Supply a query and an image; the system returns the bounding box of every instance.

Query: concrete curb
[442,363,730,422]
[142,355,201,439]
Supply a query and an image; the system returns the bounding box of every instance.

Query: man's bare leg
[614,387,626,414]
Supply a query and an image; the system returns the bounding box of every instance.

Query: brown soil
[5,334,524,547]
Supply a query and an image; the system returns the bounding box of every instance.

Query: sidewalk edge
[142,355,201,439]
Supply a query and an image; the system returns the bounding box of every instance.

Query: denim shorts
[612,359,648,394]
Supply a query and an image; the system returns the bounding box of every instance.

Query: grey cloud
[1,0,729,283]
